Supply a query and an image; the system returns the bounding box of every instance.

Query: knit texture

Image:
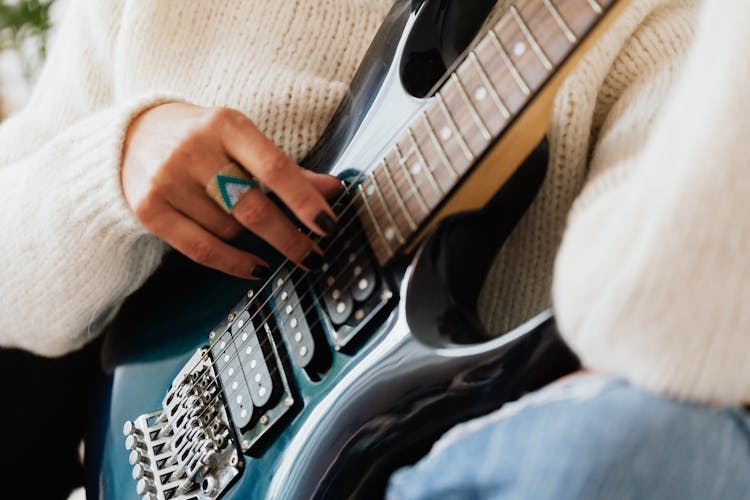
[553,0,750,404]
[478,0,697,334]
[1,0,744,404]
[0,0,392,356]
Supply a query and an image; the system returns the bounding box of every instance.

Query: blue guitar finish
[87,1,585,498]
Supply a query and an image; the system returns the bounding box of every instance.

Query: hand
[121,102,341,279]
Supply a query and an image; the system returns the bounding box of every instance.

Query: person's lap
[388,374,750,500]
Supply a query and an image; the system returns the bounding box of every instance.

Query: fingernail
[314,212,338,235]
[251,265,271,281]
[301,251,324,272]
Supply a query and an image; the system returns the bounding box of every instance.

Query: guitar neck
[354,0,623,265]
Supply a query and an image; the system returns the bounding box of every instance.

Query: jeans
[387,374,750,500]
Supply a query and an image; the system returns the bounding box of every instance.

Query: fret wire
[386,156,430,215]
[469,52,510,119]
[436,92,474,161]
[407,127,444,197]
[510,5,552,70]
[543,0,577,43]
[379,162,417,230]
[450,73,491,140]
[400,145,417,162]
[586,0,603,14]
[488,29,530,96]
[422,112,458,179]
[369,176,405,245]
[390,144,419,169]
[397,139,442,197]
[357,185,394,256]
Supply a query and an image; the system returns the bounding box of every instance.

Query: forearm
[554,0,750,404]
[0,99,173,356]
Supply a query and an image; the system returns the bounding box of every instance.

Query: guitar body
[91,253,575,500]
[87,1,625,498]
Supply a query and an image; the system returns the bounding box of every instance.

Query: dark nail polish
[251,265,271,281]
[301,251,324,272]
[314,212,338,235]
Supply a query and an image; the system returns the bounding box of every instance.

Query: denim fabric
[387,374,750,500]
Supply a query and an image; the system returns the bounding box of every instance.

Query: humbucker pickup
[209,296,296,454]
[312,194,396,351]
[211,310,277,428]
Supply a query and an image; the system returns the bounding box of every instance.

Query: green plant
[0,0,55,78]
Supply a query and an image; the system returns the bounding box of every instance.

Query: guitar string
[170,188,418,430]
[164,175,371,411]
[170,65,520,423]
[188,95,500,420]
[166,139,451,419]
[176,133,476,428]
[172,60,515,420]
[161,188,375,436]
[202,120,476,367]
[141,6,597,444]
[168,47,520,421]
[181,147,449,424]
[194,140,433,374]
[167,53,504,409]
[187,222,383,428]
[194,56,507,385]
[164,39,555,431]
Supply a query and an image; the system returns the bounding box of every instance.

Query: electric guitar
[87,0,629,498]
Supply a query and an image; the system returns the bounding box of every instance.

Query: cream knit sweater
[0,0,747,404]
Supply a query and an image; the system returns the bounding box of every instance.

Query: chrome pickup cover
[123,348,242,500]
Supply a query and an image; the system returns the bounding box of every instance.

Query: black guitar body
[87,1,584,498]
[318,139,580,499]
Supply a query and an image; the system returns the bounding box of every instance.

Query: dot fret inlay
[469,52,510,119]
[436,92,474,161]
[488,29,531,95]
[353,0,612,265]
[510,5,553,70]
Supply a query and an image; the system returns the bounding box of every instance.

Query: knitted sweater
[0,0,746,404]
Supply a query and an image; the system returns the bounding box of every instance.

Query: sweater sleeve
[0,0,174,356]
[553,0,750,404]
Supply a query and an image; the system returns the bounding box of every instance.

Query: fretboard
[354,0,613,265]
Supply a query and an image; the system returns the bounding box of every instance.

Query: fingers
[231,188,323,270]
[144,200,269,279]
[218,109,338,236]
[301,170,343,200]
[123,102,344,280]
[165,183,243,241]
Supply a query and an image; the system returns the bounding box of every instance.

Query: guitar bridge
[123,348,243,499]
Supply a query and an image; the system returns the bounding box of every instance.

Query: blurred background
[0,0,65,120]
